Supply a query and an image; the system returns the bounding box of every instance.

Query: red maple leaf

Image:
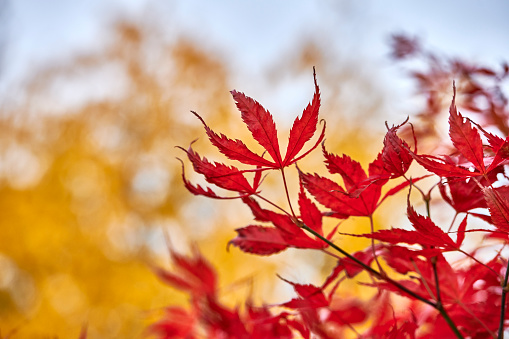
[300,142,422,219]
[190,68,324,171]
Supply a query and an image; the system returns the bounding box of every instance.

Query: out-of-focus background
[0,1,508,337]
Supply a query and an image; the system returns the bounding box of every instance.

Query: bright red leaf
[228,197,326,255]
[191,110,275,167]
[300,146,390,218]
[180,145,259,195]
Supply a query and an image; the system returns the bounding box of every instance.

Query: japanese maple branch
[299,223,433,306]
[299,223,464,339]
[498,261,509,338]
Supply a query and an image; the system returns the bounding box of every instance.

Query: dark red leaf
[381,119,414,178]
[229,225,288,255]
[448,85,486,173]
[342,206,458,250]
[382,246,441,275]
[201,297,249,337]
[299,164,383,218]
[483,186,509,232]
[246,305,293,338]
[381,248,460,303]
[488,136,509,171]
[439,176,487,213]
[448,117,509,173]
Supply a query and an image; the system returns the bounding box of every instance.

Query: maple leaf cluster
[151,38,509,338]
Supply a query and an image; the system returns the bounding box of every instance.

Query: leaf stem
[431,256,442,306]
[498,259,509,338]
[369,214,385,274]
[447,212,459,233]
[411,258,436,301]
[439,306,465,339]
[457,248,500,278]
[280,168,297,218]
[255,194,291,216]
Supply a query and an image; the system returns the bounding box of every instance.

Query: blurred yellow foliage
[0,19,388,338]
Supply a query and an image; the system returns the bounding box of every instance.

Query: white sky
[1,0,508,117]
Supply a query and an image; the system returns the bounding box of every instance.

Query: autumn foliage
[151,35,509,338]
